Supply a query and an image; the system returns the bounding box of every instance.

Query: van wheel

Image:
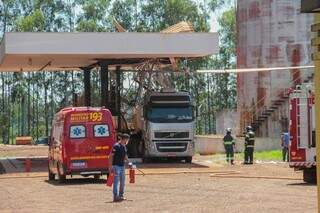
[57,165,66,183]
[94,174,101,180]
[185,157,192,164]
[303,169,317,184]
[48,169,55,181]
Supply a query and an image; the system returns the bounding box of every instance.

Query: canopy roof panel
[0,32,218,71]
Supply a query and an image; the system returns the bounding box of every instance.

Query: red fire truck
[48,107,116,183]
[289,83,317,183]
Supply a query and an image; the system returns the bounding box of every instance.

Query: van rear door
[67,123,90,170]
[66,110,115,172]
[89,123,113,168]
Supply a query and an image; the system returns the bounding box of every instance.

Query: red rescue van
[48,107,116,182]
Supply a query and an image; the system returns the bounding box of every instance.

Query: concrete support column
[100,61,109,108]
[83,67,91,106]
[314,13,320,212]
[116,66,121,130]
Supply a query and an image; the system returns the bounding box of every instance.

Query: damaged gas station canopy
[0,32,219,72]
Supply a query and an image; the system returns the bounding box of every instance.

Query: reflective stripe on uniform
[246,145,254,148]
[249,138,255,141]
[224,141,233,145]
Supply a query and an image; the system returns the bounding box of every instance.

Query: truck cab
[141,89,195,162]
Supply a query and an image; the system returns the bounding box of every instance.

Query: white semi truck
[127,89,195,163]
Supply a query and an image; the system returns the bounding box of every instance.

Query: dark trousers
[282,147,289,162]
[244,147,254,164]
[225,145,234,164]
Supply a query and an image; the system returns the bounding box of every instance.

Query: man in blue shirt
[109,133,130,202]
[281,132,290,162]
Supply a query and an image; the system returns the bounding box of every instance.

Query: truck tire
[142,157,151,163]
[57,164,66,183]
[131,143,138,158]
[94,174,101,180]
[303,169,317,184]
[48,168,55,181]
[185,157,192,164]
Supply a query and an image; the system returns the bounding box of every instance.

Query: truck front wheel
[185,157,192,164]
[303,168,317,184]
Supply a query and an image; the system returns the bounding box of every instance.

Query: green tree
[0,0,237,141]
[76,0,111,32]
[213,8,237,109]
[15,9,45,31]
[109,0,138,31]
[139,0,210,32]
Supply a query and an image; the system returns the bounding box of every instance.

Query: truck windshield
[147,106,193,123]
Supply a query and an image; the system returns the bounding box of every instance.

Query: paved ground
[0,158,317,213]
[0,144,48,158]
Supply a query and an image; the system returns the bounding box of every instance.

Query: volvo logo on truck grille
[154,132,189,139]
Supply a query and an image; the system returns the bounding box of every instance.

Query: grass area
[207,150,283,162]
[235,150,282,161]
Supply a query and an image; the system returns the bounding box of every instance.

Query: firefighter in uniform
[244,126,255,164]
[223,128,235,165]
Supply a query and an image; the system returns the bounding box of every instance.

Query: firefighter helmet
[226,128,232,133]
[246,126,252,132]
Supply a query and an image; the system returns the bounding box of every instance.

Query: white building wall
[215,109,239,135]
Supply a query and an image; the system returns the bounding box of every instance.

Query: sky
[210,0,235,32]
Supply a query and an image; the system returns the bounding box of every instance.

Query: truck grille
[155,142,188,152]
[154,132,189,139]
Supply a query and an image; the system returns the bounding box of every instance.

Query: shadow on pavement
[137,158,209,168]
[138,162,208,169]
[105,200,134,204]
[45,177,106,186]
[287,182,316,186]
[0,162,5,174]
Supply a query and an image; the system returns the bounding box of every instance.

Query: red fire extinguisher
[129,163,135,184]
[106,172,114,187]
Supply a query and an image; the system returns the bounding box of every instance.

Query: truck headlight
[151,141,156,151]
[188,141,194,149]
